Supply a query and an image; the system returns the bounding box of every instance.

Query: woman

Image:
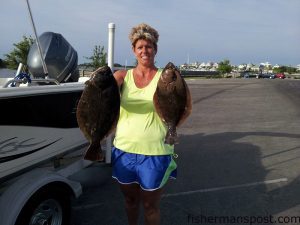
[112,23,188,225]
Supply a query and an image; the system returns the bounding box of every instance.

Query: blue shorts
[111,147,177,191]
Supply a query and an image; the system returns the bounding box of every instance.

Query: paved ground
[70,78,300,225]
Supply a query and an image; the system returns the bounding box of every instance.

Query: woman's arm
[113,69,127,88]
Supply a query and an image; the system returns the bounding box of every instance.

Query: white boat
[0,30,89,182]
[0,2,114,222]
[0,27,97,224]
[0,82,88,181]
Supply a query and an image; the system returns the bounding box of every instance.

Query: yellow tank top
[113,69,174,155]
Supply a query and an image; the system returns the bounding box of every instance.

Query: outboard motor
[27,32,79,83]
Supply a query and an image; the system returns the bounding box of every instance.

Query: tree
[84,45,107,70]
[4,36,34,70]
[286,66,297,74]
[273,66,297,74]
[273,66,285,74]
[217,59,232,75]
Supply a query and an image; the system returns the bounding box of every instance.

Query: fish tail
[164,125,178,145]
[84,142,104,161]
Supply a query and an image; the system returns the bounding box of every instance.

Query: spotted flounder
[154,62,192,145]
[76,66,120,161]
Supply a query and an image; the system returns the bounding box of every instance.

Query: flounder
[76,66,120,161]
[154,62,192,145]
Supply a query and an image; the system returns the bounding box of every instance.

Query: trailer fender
[0,168,82,225]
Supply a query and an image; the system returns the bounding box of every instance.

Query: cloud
[1,0,299,66]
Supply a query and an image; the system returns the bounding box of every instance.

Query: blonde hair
[129,23,159,51]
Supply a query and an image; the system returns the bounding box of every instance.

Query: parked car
[242,72,256,78]
[256,73,275,79]
[276,73,285,79]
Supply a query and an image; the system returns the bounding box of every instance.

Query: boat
[0,31,88,182]
[0,83,88,181]
[0,2,116,223]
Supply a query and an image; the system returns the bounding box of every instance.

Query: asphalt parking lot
[70,78,300,225]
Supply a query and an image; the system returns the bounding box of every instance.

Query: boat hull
[0,83,88,181]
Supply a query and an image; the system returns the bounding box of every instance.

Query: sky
[0,0,299,68]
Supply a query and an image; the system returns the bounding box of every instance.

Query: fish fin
[84,142,104,162]
[106,112,119,137]
[177,79,192,127]
[164,125,178,145]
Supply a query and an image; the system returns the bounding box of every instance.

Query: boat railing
[1,62,60,88]
[3,77,60,88]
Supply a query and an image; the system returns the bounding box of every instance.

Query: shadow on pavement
[161,131,300,225]
[71,131,300,225]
